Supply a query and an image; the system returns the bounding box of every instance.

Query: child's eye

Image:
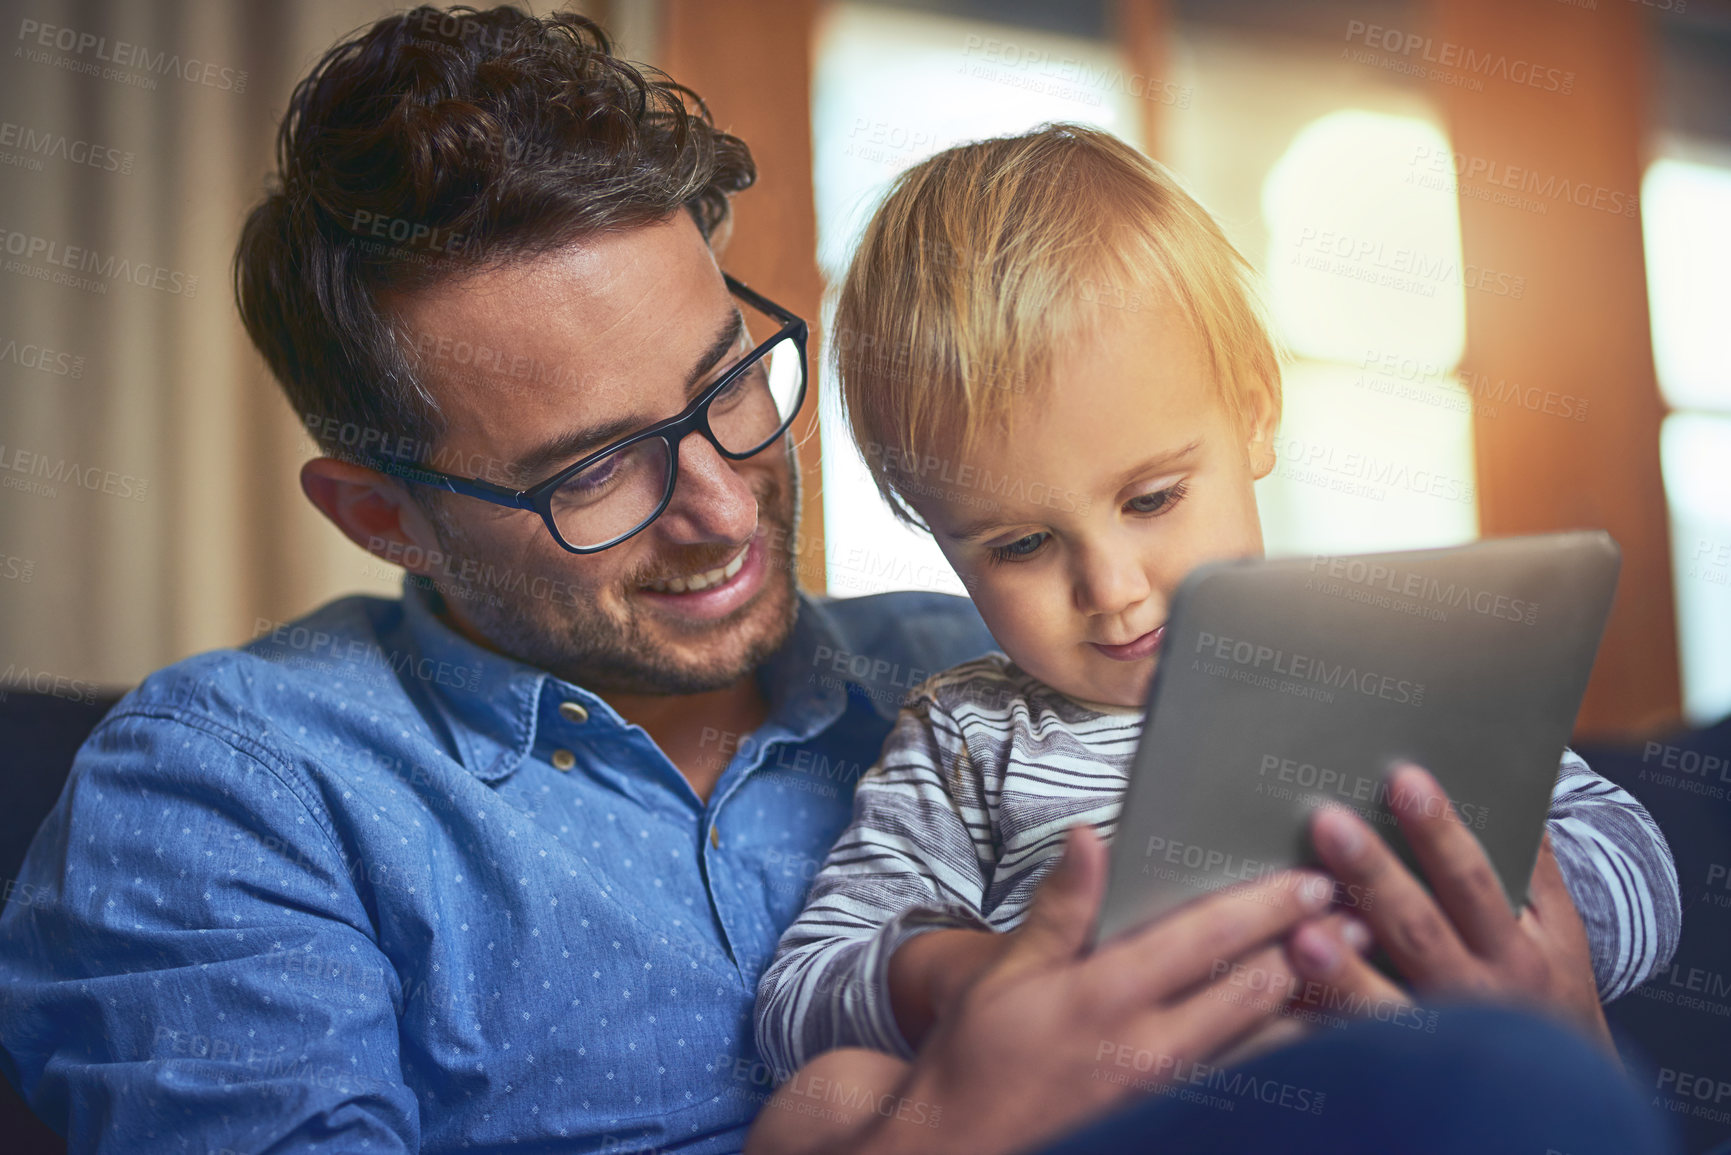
[987,532,1049,565]
[1126,480,1189,517]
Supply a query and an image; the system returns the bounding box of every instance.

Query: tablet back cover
[1095,531,1620,946]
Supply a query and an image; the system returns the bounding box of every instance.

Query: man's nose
[655,433,760,544]
[1072,544,1154,618]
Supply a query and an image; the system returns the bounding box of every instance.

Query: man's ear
[1242,373,1282,482]
[300,457,444,572]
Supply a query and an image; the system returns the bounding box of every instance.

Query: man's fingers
[1121,944,1303,1072]
[1287,918,1412,1013]
[1311,802,1473,985]
[995,825,1107,981]
[1518,836,1615,1049]
[1302,910,1376,958]
[1517,833,1596,981]
[1387,764,1519,954]
[1521,832,1575,926]
[1090,870,1334,1005]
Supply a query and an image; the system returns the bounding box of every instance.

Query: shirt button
[551,749,576,772]
[709,826,720,849]
[559,700,589,724]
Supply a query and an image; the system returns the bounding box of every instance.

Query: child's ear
[1242,374,1281,481]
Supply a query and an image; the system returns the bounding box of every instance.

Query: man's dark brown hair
[234,4,755,465]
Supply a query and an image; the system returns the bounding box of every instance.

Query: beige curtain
[0,0,644,691]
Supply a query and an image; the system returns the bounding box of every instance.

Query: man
[0,8,1672,1154]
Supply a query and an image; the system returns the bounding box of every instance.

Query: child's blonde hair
[833,123,1282,526]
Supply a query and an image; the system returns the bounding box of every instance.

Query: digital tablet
[1093,531,1620,946]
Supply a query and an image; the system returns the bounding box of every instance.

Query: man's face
[913,300,1273,709]
[387,214,800,695]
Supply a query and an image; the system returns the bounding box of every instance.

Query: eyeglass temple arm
[369,456,533,508]
[362,278,800,514]
[723,273,799,325]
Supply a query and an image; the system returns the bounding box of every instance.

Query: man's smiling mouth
[639,542,751,594]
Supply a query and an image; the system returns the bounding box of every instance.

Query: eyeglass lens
[545,303,803,550]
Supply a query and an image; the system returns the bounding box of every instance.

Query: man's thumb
[998,825,1108,976]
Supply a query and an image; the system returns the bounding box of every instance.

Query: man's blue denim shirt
[0,583,993,1153]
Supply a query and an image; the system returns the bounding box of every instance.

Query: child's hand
[888,928,1009,1047]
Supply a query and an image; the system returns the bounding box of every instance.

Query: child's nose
[1072,549,1154,618]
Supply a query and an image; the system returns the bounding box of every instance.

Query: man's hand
[1291,764,1611,1050]
[888,928,1008,1048]
[849,825,1337,1155]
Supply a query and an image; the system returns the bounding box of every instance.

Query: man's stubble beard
[425,448,802,696]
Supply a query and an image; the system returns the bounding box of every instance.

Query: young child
[746,125,1679,1150]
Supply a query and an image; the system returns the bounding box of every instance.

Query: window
[810,2,1143,597]
[808,10,1476,590]
[1643,148,1731,724]
[1256,109,1477,556]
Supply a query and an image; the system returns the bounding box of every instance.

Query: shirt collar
[398,580,867,785]
[761,596,926,727]
[399,580,600,783]
[753,593,855,740]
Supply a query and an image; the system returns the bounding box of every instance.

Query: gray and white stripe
[755,654,1681,1081]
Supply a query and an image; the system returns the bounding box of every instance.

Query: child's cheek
[964,576,1016,634]
[981,588,1062,670]
[964,576,1025,639]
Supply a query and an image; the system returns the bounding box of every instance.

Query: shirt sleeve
[0,708,420,1153]
[1546,747,1681,1001]
[754,691,993,1083]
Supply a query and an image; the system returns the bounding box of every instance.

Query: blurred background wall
[0,0,1727,739]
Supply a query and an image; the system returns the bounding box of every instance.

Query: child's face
[914,301,1275,709]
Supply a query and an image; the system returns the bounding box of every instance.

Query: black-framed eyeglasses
[368,274,808,553]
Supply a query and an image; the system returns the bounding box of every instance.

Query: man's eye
[552,443,649,506]
[987,532,1049,565]
[711,362,758,406]
[558,454,621,498]
[1126,481,1189,516]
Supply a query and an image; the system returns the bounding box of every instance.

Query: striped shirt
[755,653,1682,1081]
